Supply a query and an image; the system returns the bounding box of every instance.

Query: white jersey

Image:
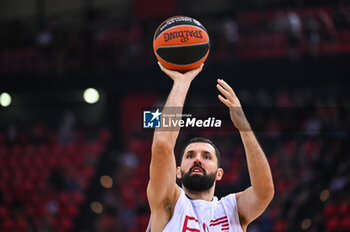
[146,187,243,232]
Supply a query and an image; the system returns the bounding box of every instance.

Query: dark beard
[180,165,217,193]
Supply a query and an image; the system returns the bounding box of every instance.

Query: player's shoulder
[219,192,238,201]
[218,192,240,208]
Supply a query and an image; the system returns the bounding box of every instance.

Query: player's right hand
[158,62,204,84]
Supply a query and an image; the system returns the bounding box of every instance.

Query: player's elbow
[256,182,274,203]
[262,183,275,202]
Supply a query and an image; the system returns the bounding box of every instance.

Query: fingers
[157,61,165,71]
[190,63,204,75]
[184,63,204,78]
[218,94,230,107]
[158,62,204,81]
[216,79,241,107]
[217,79,237,98]
[158,62,180,77]
[216,83,233,102]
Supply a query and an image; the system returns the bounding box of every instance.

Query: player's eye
[187,154,193,158]
[204,155,210,159]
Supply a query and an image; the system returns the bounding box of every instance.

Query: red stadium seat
[326,217,340,231]
[340,217,350,230]
[339,203,350,216]
[324,203,337,217]
[272,220,287,232]
[0,128,106,232]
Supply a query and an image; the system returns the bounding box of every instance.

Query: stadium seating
[0,128,109,232]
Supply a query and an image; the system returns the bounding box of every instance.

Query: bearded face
[178,142,223,193]
[180,163,217,192]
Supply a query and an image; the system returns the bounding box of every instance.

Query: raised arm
[216,79,274,229]
[147,63,203,230]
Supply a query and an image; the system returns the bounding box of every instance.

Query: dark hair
[180,137,221,168]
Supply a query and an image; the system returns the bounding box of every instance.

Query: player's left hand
[216,79,251,131]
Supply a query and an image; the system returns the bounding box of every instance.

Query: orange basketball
[153,16,210,72]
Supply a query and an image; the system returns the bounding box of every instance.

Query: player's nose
[194,159,202,166]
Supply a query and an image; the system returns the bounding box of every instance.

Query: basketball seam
[155,42,209,49]
[154,25,208,41]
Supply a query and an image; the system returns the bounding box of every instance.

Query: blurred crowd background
[0,0,349,231]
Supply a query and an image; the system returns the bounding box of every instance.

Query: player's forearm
[240,130,274,200]
[153,80,191,148]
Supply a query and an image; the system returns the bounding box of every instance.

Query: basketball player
[146,63,274,232]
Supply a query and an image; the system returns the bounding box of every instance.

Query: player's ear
[216,168,224,181]
[176,166,182,179]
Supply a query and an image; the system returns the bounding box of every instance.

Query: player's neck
[183,186,215,201]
